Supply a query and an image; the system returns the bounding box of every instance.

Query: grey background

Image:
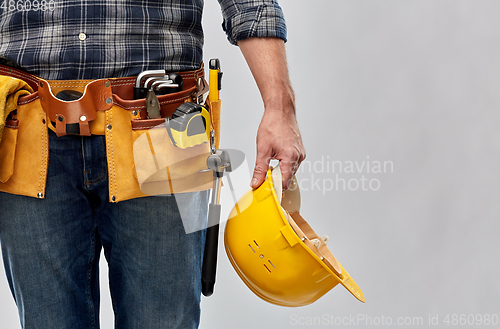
[1,0,499,328]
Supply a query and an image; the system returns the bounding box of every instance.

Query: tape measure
[166,102,211,149]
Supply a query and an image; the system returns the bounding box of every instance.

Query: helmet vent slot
[249,240,260,253]
[268,260,276,269]
[263,264,272,273]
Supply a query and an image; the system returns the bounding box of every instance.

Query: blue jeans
[0,130,209,329]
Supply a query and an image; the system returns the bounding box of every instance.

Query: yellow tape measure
[166,102,211,149]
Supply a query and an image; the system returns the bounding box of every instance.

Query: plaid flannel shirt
[0,0,286,79]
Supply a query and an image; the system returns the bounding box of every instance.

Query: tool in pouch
[201,58,225,297]
[134,70,183,100]
[165,103,210,149]
[131,62,215,199]
[154,60,217,152]
[134,70,183,119]
[136,69,210,148]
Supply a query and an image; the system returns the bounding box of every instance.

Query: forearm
[237,37,295,114]
[238,37,305,189]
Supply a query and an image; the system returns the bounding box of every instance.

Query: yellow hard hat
[224,166,365,307]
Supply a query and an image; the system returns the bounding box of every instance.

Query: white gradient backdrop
[1,1,499,328]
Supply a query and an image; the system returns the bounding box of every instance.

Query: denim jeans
[0,130,209,329]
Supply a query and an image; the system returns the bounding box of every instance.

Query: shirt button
[78,33,87,41]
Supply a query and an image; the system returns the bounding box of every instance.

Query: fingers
[251,146,271,189]
[279,161,296,190]
[279,148,306,190]
[251,140,306,190]
[250,109,306,190]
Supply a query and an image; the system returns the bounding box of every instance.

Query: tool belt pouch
[0,119,17,183]
[0,67,219,202]
[108,77,217,202]
[207,98,221,150]
[38,78,113,137]
[131,117,213,197]
[0,79,49,198]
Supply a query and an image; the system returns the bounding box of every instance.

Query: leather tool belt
[0,64,221,202]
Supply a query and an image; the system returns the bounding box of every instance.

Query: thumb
[251,152,271,188]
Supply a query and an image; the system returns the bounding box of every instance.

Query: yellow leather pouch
[0,94,49,198]
[208,98,221,149]
[105,105,214,202]
[0,119,18,183]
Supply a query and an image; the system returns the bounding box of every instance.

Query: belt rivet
[132,110,138,116]
[37,192,43,198]
[106,97,112,104]
[111,196,116,202]
[58,116,64,122]
[104,81,111,88]
[80,115,87,122]
[107,124,112,130]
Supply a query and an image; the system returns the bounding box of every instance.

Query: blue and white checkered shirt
[0,0,286,79]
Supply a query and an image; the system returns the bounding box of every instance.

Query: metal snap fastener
[80,115,87,122]
[106,97,112,104]
[39,81,44,88]
[132,110,138,116]
[37,192,43,198]
[106,124,112,130]
[78,33,87,41]
[58,116,64,122]
[104,81,111,88]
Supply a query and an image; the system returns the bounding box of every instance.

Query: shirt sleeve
[218,0,287,45]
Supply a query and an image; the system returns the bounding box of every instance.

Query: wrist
[263,85,296,115]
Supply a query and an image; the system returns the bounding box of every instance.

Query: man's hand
[238,37,306,189]
[253,104,305,189]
